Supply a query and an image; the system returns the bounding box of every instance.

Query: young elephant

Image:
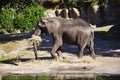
[33,17,96,60]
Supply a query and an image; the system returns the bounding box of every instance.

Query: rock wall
[80,4,120,26]
[105,4,120,24]
[46,5,120,26]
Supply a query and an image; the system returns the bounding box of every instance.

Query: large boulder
[68,8,80,19]
[60,8,69,19]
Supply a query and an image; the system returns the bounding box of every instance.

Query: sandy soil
[0,27,120,76]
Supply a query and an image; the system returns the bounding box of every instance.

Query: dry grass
[0,41,20,53]
[0,39,31,61]
[0,37,100,64]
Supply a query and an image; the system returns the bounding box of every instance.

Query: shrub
[0,6,16,33]
[0,3,45,34]
[15,4,45,32]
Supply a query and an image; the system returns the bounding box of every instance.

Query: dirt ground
[0,26,120,76]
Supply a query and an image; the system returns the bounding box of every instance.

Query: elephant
[33,17,96,60]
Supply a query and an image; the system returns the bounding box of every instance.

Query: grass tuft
[0,41,20,53]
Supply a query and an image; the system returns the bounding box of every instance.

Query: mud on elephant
[33,17,96,60]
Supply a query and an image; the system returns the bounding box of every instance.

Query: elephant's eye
[38,22,42,26]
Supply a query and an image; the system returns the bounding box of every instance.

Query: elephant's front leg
[51,38,63,60]
[51,44,59,59]
[57,46,63,59]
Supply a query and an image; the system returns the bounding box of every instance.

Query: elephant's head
[34,18,60,36]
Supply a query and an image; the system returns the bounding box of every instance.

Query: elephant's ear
[38,18,48,27]
[41,18,54,34]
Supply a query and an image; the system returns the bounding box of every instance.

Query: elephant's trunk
[32,24,42,60]
[31,34,42,60]
[33,41,38,60]
[32,35,42,60]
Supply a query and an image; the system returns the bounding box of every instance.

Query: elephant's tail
[90,24,96,29]
[90,30,94,40]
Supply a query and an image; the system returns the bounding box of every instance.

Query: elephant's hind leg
[88,40,96,59]
[57,46,63,60]
[78,35,89,58]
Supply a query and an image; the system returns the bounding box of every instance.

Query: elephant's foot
[51,53,58,60]
[91,53,96,59]
[58,56,63,61]
[57,51,63,60]
[53,56,63,61]
[78,54,83,59]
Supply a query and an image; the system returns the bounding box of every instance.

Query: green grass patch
[0,56,8,61]
[0,52,28,62]
[94,26,112,32]
[0,40,31,62]
[94,25,113,40]
[0,41,20,53]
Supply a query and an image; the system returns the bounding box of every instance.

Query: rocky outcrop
[46,4,120,26]
[55,8,80,19]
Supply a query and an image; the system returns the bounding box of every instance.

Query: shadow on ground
[0,58,33,66]
[35,32,120,57]
[94,31,120,57]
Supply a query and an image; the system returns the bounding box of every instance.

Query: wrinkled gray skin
[33,17,96,60]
